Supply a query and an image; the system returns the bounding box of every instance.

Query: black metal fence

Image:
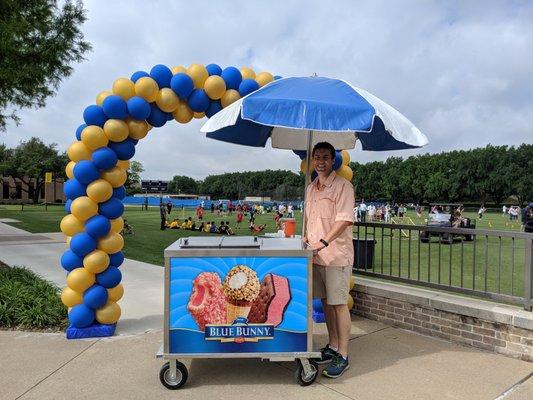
[352,222,533,311]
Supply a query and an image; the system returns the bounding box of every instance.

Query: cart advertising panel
[168,256,308,354]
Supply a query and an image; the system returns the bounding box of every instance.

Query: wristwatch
[319,238,329,247]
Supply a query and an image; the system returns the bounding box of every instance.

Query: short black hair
[312,142,335,159]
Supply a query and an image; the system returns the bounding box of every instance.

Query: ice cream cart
[157,235,320,389]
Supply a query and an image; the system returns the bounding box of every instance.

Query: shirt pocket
[317,193,335,219]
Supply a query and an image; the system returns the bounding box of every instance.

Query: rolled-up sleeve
[335,181,355,223]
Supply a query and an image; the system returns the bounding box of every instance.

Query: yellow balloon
[221,89,241,108]
[66,268,95,292]
[350,275,356,290]
[66,236,71,246]
[337,164,353,182]
[61,287,83,307]
[341,150,350,165]
[83,250,110,274]
[110,217,124,233]
[173,101,193,123]
[101,167,127,188]
[107,284,124,302]
[156,88,180,112]
[127,119,149,140]
[300,159,312,174]
[96,301,121,324]
[70,196,98,221]
[96,90,112,106]
[86,179,113,203]
[134,77,159,102]
[81,126,108,150]
[256,71,274,87]
[60,214,84,237]
[240,67,256,80]
[116,160,130,170]
[98,232,124,254]
[187,64,209,88]
[103,119,129,142]
[347,295,354,310]
[171,65,186,74]
[67,141,92,162]
[65,161,76,179]
[146,123,153,131]
[193,112,205,119]
[112,77,135,100]
[204,75,226,100]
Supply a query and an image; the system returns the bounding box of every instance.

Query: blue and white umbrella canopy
[201,76,428,151]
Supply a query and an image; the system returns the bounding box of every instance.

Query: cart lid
[179,236,261,248]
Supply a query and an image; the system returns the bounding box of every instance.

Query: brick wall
[352,290,533,362]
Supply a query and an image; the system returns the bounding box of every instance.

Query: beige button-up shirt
[305,171,355,267]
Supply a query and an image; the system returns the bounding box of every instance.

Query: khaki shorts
[313,264,351,305]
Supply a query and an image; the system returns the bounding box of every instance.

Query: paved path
[0,221,531,399]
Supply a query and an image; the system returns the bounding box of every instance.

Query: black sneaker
[314,344,338,365]
[323,354,350,378]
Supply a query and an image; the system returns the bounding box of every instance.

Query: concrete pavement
[0,221,532,399]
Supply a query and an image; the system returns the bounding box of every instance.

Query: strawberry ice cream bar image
[187,272,227,331]
[248,273,291,327]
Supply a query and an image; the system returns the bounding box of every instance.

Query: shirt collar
[313,170,336,189]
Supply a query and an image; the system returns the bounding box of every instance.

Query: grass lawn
[0,204,527,299]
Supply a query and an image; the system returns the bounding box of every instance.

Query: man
[304,142,354,378]
[359,200,367,222]
[159,203,168,230]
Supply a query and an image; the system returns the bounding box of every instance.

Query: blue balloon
[96,266,122,288]
[108,140,135,161]
[64,178,87,200]
[130,70,149,82]
[205,101,222,118]
[274,75,283,80]
[98,198,124,219]
[102,95,128,120]
[333,151,342,170]
[83,105,107,127]
[221,67,242,90]
[312,298,324,313]
[85,215,111,239]
[311,171,318,181]
[187,89,210,112]
[127,96,151,120]
[146,103,167,128]
[206,63,222,76]
[92,147,118,170]
[69,304,95,328]
[150,64,172,88]
[83,285,109,309]
[238,79,259,97]
[109,252,124,267]
[170,73,194,99]
[113,186,126,200]
[61,250,83,272]
[292,150,307,160]
[65,199,72,213]
[70,232,97,257]
[73,160,100,185]
[76,124,87,141]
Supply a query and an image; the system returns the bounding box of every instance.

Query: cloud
[2,0,532,179]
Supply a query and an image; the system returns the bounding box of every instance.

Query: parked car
[420,203,476,244]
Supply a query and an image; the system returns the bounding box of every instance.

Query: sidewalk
[0,221,531,399]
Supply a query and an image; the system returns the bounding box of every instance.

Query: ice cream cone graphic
[222,265,260,323]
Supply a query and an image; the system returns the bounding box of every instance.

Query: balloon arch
[59,63,354,335]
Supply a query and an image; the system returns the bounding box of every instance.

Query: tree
[0,1,91,130]
[124,161,144,195]
[168,175,199,195]
[0,138,68,203]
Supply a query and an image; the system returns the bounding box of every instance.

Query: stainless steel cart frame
[157,236,321,388]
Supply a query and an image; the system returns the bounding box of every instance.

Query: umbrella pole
[301,130,313,242]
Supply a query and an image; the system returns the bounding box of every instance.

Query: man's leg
[322,299,338,349]
[332,303,351,357]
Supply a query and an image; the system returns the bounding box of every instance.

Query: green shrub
[0,264,68,330]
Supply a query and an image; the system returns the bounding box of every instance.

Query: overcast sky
[2,0,532,180]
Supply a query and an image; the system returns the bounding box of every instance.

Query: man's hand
[309,241,326,257]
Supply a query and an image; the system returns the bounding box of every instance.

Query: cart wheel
[295,359,318,386]
[159,361,188,390]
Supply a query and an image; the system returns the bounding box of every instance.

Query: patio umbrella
[200,76,428,235]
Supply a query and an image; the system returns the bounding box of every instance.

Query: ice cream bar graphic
[248,273,291,327]
[188,272,227,331]
[222,265,260,323]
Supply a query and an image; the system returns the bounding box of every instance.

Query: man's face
[312,148,334,175]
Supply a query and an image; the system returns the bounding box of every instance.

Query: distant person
[226,221,235,235]
[249,220,266,234]
[478,205,486,219]
[218,221,228,234]
[502,205,508,217]
[160,203,168,230]
[287,203,294,218]
[274,211,283,230]
[236,208,244,228]
[210,202,215,214]
[209,221,217,233]
[166,201,172,215]
[359,201,367,222]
